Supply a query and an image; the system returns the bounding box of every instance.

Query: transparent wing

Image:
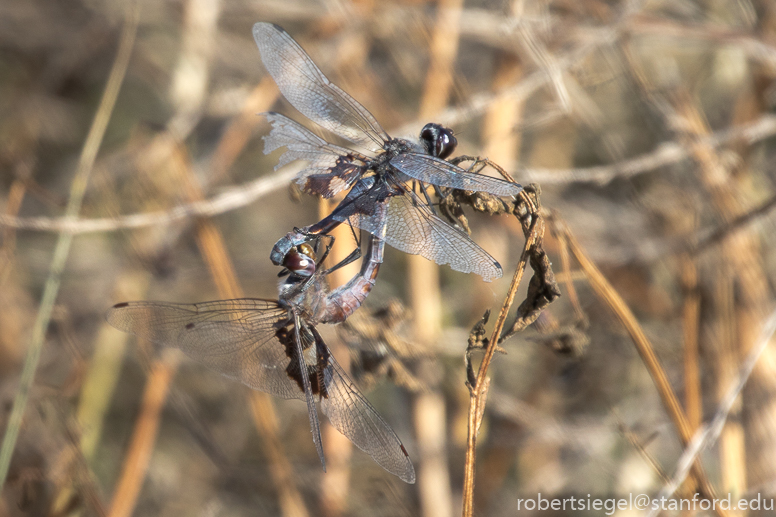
[384,190,503,281]
[263,112,366,198]
[253,23,388,149]
[329,182,503,281]
[390,153,523,196]
[311,328,415,483]
[292,314,326,471]
[105,300,304,400]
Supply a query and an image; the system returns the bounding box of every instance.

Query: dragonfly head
[420,123,457,160]
[283,243,316,277]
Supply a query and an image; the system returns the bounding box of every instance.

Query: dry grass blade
[0,160,33,287]
[549,213,729,517]
[0,2,139,487]
[189,177,311,517]
[646,308,776,516]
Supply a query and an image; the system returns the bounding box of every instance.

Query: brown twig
[4,112,776,235]
[519,114,776,185]
[681,255,702,432]
[614,413,672,487]
[461,187,557,517]
[0,168,298,234]
[109,137,309,516]
[108,350,179,517]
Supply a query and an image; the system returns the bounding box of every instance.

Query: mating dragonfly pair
[107,23,523,484]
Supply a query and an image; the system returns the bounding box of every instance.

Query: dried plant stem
[557,225,586,323]
[108,2,223,506]
[412,2,462,516]
[615,412,671,486]
[108,140,308,516]
[521,113,776,185]
[647,308,776,517]
[681,255,702,431]
[461,217,540,517]
[0,160,33,371]
[674,91,776,490]
[107,352,177,517]
[0,167,297,234]
[319,197,355,517]
[207,77,279,185]
[248,395,310,517]
[552,216,728,517]
[50,272,150,517]
[714,265,747,496]
[5,113,776,235]
[120,135,307,516]
[0,4,138,488]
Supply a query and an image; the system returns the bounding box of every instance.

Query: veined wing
[309,326,415,483]
[105,300,304,400]
[385,190,503,281]
[263,112,367,198]
[332,185,503,281]
[291,313,326,472]
[253,23,389,149]
[390,153,523,196]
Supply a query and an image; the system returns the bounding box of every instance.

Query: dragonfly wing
[292,314,326,472]
[381,189,503,281]
[390,153,523,196]
[323,179,502,280]
[105,300,305,401]
[263,112,365,198]
[311,328,415,483]
[253,23,388,149]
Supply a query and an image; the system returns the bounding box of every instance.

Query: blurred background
[2,0,776,515]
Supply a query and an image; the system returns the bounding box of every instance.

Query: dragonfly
[254,22,523,282]
[106,220,416,483]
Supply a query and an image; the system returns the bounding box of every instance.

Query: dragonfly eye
[297,243,316,260]
[420,123,457,159]
[283,246,316,277]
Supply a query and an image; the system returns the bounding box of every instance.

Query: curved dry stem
[549,213,729,517]
[461,187,557,517]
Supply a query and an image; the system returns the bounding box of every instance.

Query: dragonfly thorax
[381,137,420,158]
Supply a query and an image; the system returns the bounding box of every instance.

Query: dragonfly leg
[417,181,439,217]
[322,245,362,276]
